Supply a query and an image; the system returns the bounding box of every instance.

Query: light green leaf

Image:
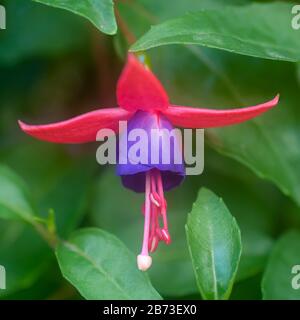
[0,165,35,222]
[131,2,300,62]
[56,228,161,300]
[262,231,300,300]
[117,0,249,42]
[33,0,117,35]
[200,152,278,282]
[186,188,242,300]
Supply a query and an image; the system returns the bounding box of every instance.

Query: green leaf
[117,0,248,40]
[56,228,161,300]
[0,165,35,222]
[33,0,117,35]
[200,151,278,282]
[131,2,300,62]
[186,188,242,300]
[262,231,300,300]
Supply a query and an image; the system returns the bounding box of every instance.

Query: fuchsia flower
[19,54,279,271]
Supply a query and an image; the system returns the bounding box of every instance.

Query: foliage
[0,0,300,300]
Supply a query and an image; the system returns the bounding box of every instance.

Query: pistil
[137,171,152,271]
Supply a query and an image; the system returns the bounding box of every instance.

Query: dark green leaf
[56,228,161,300]
[262,231,300,300]
[131,3,300,62]
[34,0,117,35]
[186,188,242,300]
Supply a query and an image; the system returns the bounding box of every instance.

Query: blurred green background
[0,0,300,300]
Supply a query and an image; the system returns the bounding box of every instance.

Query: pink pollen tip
[137,254,152,271]
[150,193,160,207]
[161,229,171,244]
[149,236,159,253]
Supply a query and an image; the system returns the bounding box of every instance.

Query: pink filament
[141,171,151,256]
[139,169,171,260]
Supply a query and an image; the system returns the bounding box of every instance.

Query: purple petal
[116,111,185,192]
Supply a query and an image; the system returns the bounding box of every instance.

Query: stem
[31,220,58,249]
[115,7,136,46]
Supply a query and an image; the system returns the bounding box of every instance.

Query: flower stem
[115,7,136,46]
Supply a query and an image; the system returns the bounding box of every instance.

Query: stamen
[156,227,162,240]
[148,202,156,251]
[137,171,152,271]
[156,170,170,236]
[138,169,172,270]
[150,193,160,207]
[161,228,171,245]
[150,235,159,253]
[148,173,156,248]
